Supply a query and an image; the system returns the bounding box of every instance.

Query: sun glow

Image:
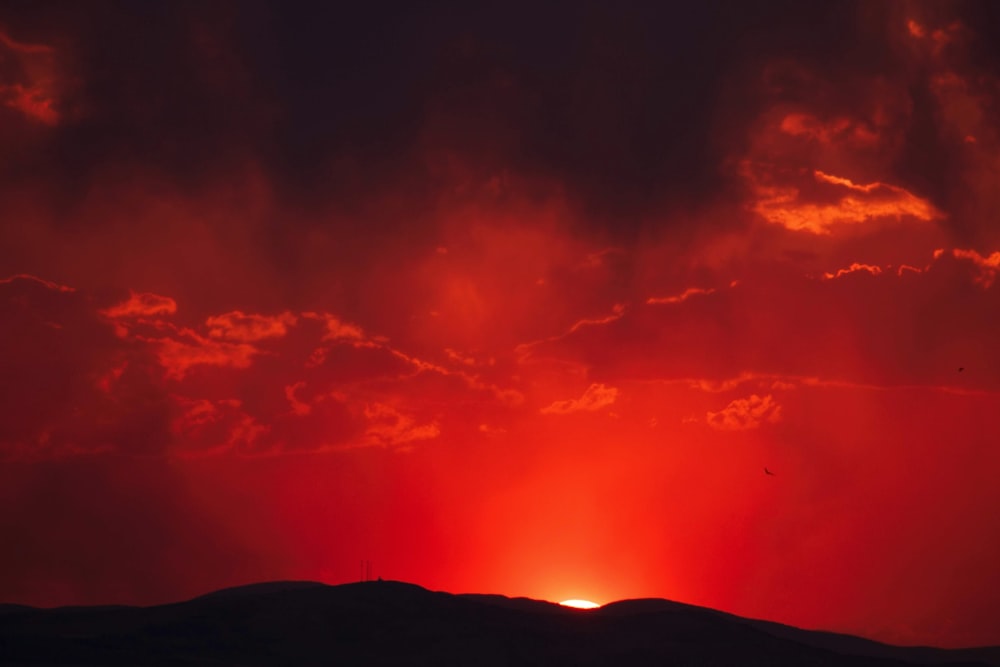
[559,599,600,609]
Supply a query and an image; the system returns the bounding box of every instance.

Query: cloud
[0,276,172,461]
[515,304,626,362]
[303,312,365,342]
[0,273,74,292]
[3,274,510,459]
[0,28,59,125]
[647,287,715,305]
[284,382,312,416]
[564,304,627,335]
[302,312,368,366]
[0,29,53,55]
[778,112,879,147]
[170,397,268,458]
[206,310,297,342]
[541,383,619,415]
[363,403,440,449]
[101,291,178,319]
[747,167,940,234]
[706,393,782,430]
[822,263,883,280]
[940,248,1000,288]
[477,423,506,437]
[102,304,298,380]
[531,248,1000,392]
[148,329,258,380]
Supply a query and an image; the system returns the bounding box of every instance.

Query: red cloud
[0,30,53,55]
[528,247,1000,392]
[1,83,58,125]
[302,312,368,366]
[516,303,626,362]
[303,312,365,341]
[1,275,468,459]
[541,383,618,415]
[779,113,879,147]
[706,393,782,430]
[153,329,258,379]
[284,382,312,416]
[0,276,172,461]
[170,397,268,457]
[647,287,715,305]
[938,248,1000,287]
[0,273,74,292]
[362,402,440,449]
[206,310,297,342]
[0,29,60,125]
[101,291,178,319]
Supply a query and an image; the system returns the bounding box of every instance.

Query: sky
[2,0,1000,649]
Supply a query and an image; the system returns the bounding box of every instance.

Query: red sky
[2,0,1000,649]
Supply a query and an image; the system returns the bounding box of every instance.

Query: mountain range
[2,580,998,666]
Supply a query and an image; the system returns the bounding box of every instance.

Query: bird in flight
[764,467,775,476]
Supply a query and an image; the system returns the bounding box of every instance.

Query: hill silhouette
[1,580,997,666]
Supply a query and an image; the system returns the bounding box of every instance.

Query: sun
[559,599,600,610]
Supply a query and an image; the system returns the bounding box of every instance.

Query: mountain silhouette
[1,580,997,666]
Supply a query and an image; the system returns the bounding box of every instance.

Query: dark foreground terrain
[1,581,997,666]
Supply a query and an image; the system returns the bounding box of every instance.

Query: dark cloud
[2,0,971,228]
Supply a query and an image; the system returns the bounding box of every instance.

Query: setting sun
[559,599,600,610]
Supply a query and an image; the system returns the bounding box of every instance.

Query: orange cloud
[938,248,1000,288]
[748,167,940,234]
[822,263,883,280]
[206,310,297,342]
[102,291,178,319]
[706,393,782,430]
[541,383,618,415]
